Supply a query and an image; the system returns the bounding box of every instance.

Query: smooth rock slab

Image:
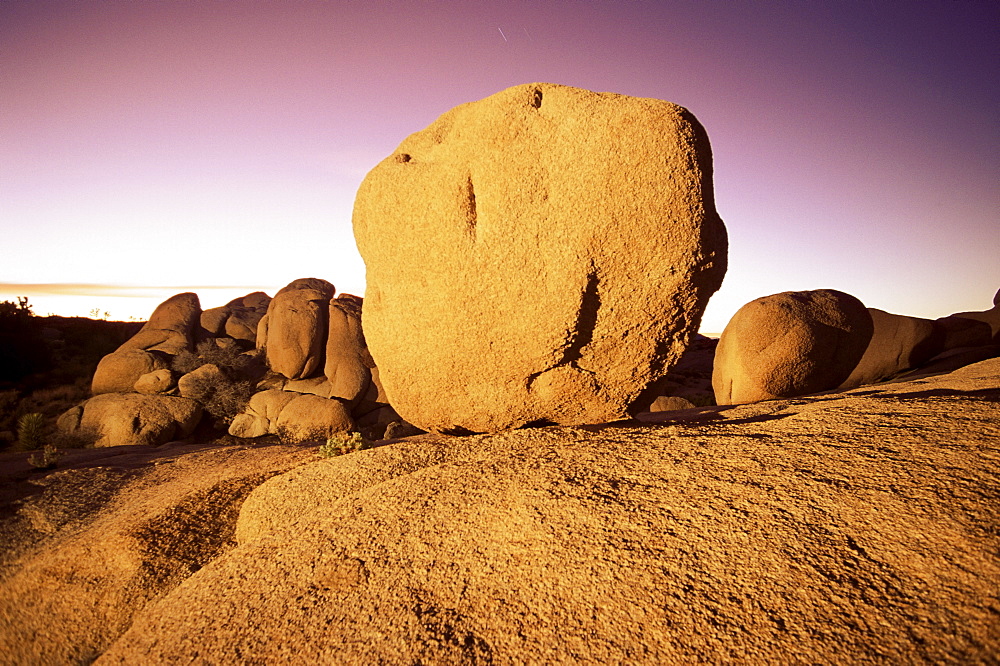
[354,83,727,432]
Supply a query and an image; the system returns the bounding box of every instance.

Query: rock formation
[62,281,391,447]
[712,290,873,405]
[260,279,335,380]
[56,393,202,448]
[838,308,942,389]
[199,292,271,344]
[354,83,727,433]
[116,292,201,356]
[5,359,996,663]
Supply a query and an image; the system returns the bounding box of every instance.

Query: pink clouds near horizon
[1,1,997,330]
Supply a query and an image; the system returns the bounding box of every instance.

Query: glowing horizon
[2,1,997,333]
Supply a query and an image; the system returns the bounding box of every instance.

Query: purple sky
[1,1,997,332]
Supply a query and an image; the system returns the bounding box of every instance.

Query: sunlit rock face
[354,83,727,433]
[261,285,332,381]
[712,289,873,405]
[117,292,202,356]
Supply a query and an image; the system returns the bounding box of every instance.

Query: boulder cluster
[54,82,1000,444]
[58,280,406,448]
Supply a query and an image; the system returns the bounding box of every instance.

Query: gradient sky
[1,1,997,333]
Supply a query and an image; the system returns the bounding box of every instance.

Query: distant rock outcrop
[712,290,873,405]
[354,83,727,433]
[67,282,385,447]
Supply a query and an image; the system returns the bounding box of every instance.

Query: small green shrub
[17,412,46,450]
[27,444,62,469]
[318,431,371,458]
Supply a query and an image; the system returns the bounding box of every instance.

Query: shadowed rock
[324,296,374,406]
[839,308,943,388]
[354,83,727,432]
[200,292,271,343]
[713,289,873,404]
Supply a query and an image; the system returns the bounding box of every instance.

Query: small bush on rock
[318,431,370,457]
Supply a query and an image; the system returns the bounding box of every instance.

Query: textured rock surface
[324,296,373,405]
[712,289,873,405]
[58,393,202,448]
[354,83,727,432]
[92,350,169,395]
[67,358,996,664]
[0,442,316,665]
[839,308,943,388]
[133,368,175,395]
[274,394,354,443]
[116,292,201,356]
[262,280,335,380]
[227,389,298,439]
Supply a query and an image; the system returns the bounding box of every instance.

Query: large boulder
[838,309,943,389]
[91,350,169,395]
[274,394,354,443]
[261,279,335,380]
[58,393,202,448]
[353,83,727,432]
[712,290,873,405]
[117,292,201,355]
[228,389,298,439]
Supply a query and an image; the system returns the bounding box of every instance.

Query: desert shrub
[202,378,255,426]
[20,382,89,418]
[181,370,254,427]
[172,340,263,382]
[54,424,101,449]
[688,393,716,407]
[0,389,19,430]
[17,412,46,450]
[171,348,204,376]
[27,444,62,469]
[318,431,371,457]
